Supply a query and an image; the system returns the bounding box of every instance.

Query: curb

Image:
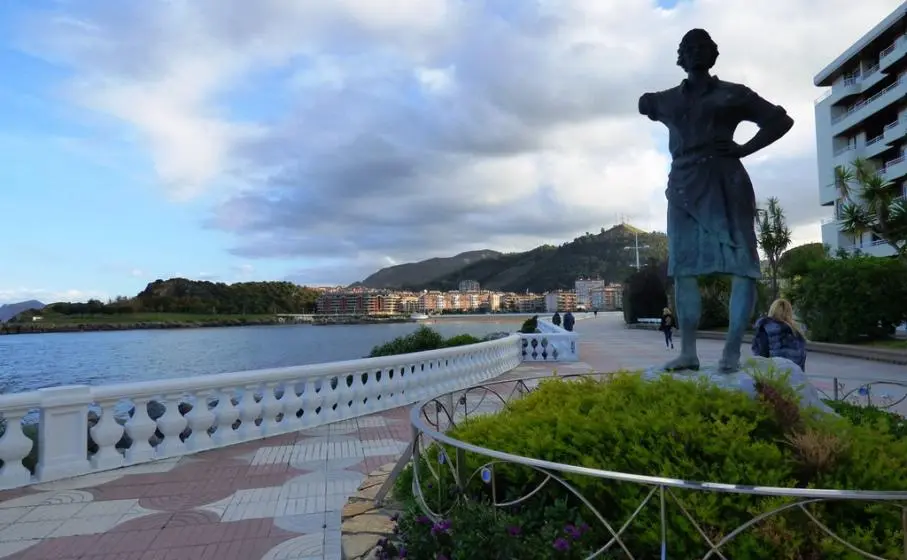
[626,323,907,366]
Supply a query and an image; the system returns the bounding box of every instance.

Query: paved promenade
[0,314,902,559]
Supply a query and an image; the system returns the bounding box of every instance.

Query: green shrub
[519,316,539,334]
[787,256,907,343]
[623,263,668,323]
[394,374,907,559]
[824,399,907,439]
[368,326,480,357]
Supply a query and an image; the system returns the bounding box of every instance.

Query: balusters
[90,399,125,470]
[156,395,188,457]
[185,391,216,451]
[320,378,341,423]
[124,397,158,463]
[279,383,303,431]
[212,389,240,446]
[299,379,322,428]
[259,383,282,435]
[237,385,263,440]
[0,407,34,488]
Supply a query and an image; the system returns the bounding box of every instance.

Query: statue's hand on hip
[713,140,745,159]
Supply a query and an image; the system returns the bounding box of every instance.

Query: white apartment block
[815,3,907,257]
[574,278,605,309]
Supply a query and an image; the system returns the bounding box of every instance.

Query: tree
[756,197,792,300]
[835,158,907,259]
[778,242,828,279]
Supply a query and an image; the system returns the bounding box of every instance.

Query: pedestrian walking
[660,307,675,349]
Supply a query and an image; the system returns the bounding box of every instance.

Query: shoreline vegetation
[0,312,421,336]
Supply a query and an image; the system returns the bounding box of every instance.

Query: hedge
[389,372,907,559]
[787,256,907,343]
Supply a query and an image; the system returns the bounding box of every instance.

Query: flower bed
[384,371,907,559]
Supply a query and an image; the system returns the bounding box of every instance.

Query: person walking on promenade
[593,309,598,318]
[752,298,807,371]
[563,311,576,332]
[552,311,562,327]
[659,307,675,349]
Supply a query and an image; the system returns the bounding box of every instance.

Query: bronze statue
[638,29,794,373]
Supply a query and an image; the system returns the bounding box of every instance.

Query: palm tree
[756,197,792,301]
[835,157,907,259]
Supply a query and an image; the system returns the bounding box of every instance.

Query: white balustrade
[520,319,580,362]
[0,334,530,489]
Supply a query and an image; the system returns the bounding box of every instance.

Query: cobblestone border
[341,463,403,560]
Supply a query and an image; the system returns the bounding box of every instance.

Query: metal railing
[399,373,907,559]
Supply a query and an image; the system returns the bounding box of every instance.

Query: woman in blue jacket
[751,298,807,371]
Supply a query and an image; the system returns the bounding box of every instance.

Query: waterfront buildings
[815,3,907,256]
[315,277,624,316]
[458,279,481,293]
[574,278,605,309]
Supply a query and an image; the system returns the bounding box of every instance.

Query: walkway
[0,314,903,559]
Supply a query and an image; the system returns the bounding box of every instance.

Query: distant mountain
[369,224,668,293]
[355,250,503,290]
[0,300,45,322]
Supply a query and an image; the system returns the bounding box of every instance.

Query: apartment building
[458,279,481,293]
[544,290,578,313]
[574,278,605,309]
[815,4,907,256]
[590,283,624,311]
[316,292,383,315]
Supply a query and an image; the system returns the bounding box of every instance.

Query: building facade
[814,4,907,256]
[574,278,605,310]
[544,290,578,313]
[458,279,481,293]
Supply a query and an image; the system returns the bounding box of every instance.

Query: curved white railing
[0,335,524,489]
[519,318,580,362]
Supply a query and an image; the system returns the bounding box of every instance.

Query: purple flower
[431,519,452,536]
[398,545,407,558]
[437,555,449,560]
[553,537,571,552]
[507,525,522,537]
[416,515,432,525]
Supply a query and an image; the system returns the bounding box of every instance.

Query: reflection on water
[0,320,518,394]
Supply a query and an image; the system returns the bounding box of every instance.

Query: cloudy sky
[0,0,902,303]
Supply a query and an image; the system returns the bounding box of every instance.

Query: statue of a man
[638,29,794,373]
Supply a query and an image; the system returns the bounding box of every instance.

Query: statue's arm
[638,92,660,122]
[737,87,794,158]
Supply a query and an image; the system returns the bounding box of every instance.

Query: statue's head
[677,28,719,72]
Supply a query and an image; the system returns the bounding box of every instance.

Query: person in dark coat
[659,307,675,349]
[552,311,562,327]
[563,311,575,332]
[752,298,807,371]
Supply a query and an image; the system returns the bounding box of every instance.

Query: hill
[0,300,45,322]
[365,224,668,293]
[355,250,503,289]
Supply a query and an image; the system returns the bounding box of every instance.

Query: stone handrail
[519,319,580,362]
[0,335,523,490]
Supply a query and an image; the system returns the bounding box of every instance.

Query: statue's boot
[663,276,700,371]
[718,276,757,374]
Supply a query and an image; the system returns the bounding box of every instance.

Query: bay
[0,319,520,394]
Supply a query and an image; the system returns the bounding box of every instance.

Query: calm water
[0,320,519,394]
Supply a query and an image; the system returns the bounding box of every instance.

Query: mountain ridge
[354,250,503,289]
[0,300,46,322]
[358,224,668,293]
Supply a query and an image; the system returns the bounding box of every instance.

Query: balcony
[816,64,883,106]
[879,34,907,72]
[884,117,907,144]
[844,238,898,258]
[863,133,891,159]
[881,153,907,181]
[831,75,906,134]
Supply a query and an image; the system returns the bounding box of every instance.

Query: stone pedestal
[642,356,834,414]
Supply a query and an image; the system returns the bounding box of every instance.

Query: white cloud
[17,0,905,283]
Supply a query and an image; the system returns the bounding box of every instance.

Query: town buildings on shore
[315,278,624,316]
